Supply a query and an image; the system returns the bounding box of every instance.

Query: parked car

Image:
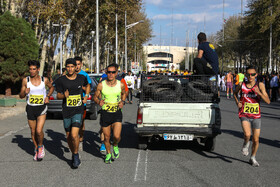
[47,76,100,120]
[88,73,103,82]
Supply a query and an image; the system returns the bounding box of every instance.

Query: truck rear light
[87,94,92,100]
[137,107,143,124]
[49,96,54,100]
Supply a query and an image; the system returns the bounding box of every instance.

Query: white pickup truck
[135,75,221,151]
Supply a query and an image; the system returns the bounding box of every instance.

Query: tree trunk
[39,20,50,76]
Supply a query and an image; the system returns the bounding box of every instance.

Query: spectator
[270,72,278,102]
[193,32,219,75]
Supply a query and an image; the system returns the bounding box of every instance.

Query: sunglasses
[246,73,257,77]
[107,71,116,74]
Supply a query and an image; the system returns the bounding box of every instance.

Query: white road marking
[0,124,29,139]
[134,150,148,182]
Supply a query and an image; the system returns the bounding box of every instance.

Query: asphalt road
[0,96,280,186]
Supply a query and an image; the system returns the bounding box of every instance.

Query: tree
[0,11,39,95]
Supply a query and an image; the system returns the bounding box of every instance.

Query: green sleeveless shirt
[101,80,121,112]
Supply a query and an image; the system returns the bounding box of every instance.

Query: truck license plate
[163,134,194,141]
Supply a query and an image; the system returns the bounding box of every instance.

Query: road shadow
[119,122,138,149]
[11,135,34,156]
[44,129,71,167]
[222,129,280,149]
[82,130,104,159]
[148,139,248,164]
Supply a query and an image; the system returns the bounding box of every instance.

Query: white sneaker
[79,142,83,151]
[249,158,260,167]
[242,147,249,156]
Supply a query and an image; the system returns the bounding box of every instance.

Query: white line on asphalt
[0,124,29,140]
[134,150,148,182]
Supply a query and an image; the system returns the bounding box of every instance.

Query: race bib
[243,102,259,114]
[104,102,119,113]
[29,95,44,105]
[67,95,82,107]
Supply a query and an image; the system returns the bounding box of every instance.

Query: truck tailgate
[141,103,215,125]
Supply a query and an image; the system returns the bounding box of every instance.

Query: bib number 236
[244,103,259,114]
[67,95,82,107]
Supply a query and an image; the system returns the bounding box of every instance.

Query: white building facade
[143,45,196,72]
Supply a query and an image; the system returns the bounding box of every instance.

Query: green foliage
[0,11,39,84]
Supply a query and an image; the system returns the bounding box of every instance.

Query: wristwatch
[85,94,89,97]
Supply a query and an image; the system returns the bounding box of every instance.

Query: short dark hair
[74,56,82,62]
[65,58,77,66]
[197,32,207,43]
[128,70,131,73]
[246,65,257,72]
[107,63,119,71]
[28,60,40,68]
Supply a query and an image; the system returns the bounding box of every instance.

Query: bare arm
[19,78,28,99]
[45,77,54,97]
[83,83,91,103]
[93,83,104,106]
[254,82,270,104]
[121,82,126,102]
[118,82,126,109]
[233,83,242,108]
[197,49,203,58]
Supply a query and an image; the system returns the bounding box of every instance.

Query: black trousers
[271,87,278,101]
[128,88,133,101]
[193,58,216,75]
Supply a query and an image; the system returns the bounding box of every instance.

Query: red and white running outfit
[238,81,261,119]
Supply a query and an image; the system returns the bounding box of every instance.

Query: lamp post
[53,23,69,74]
[105,42,111,67]
[125,11,144,72]
[96,0,100,74]
[91,31,95,74]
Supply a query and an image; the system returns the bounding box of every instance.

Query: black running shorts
[100,110,122,127]
[26,104,47,120]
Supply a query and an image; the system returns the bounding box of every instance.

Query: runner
[74,56,92,151]
[98,72,129,153]
[124,70,135,104]
[225,71,233,99]
[233,65,270,167]
[55,58,90,168]
[19,60,54,161]
[93,63,126,164]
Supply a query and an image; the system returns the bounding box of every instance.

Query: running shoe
[112,145,119,160]
[72,153,81,168]
[242,147,249,156]
[249,157,260,167]
[37,145,45,161]
[79,141,83,151]
[33,149,38,161]
[100,143,106,153]
[105,153,112,164]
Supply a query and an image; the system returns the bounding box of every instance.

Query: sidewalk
[0,95,26,120]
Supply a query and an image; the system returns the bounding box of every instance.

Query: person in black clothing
[193,32,219,75]
[55,58,90,169]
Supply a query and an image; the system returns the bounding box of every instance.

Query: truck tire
[89,105,98,120]
[138,136,148,150]
[152,80,183,102]
[204,137,216,151]
[185,80,214,102]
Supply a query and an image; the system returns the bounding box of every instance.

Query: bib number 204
[244,103,259,114]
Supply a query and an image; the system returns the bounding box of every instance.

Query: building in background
[143,45,196,72]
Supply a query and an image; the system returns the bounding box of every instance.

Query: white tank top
[26,76,46,106]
